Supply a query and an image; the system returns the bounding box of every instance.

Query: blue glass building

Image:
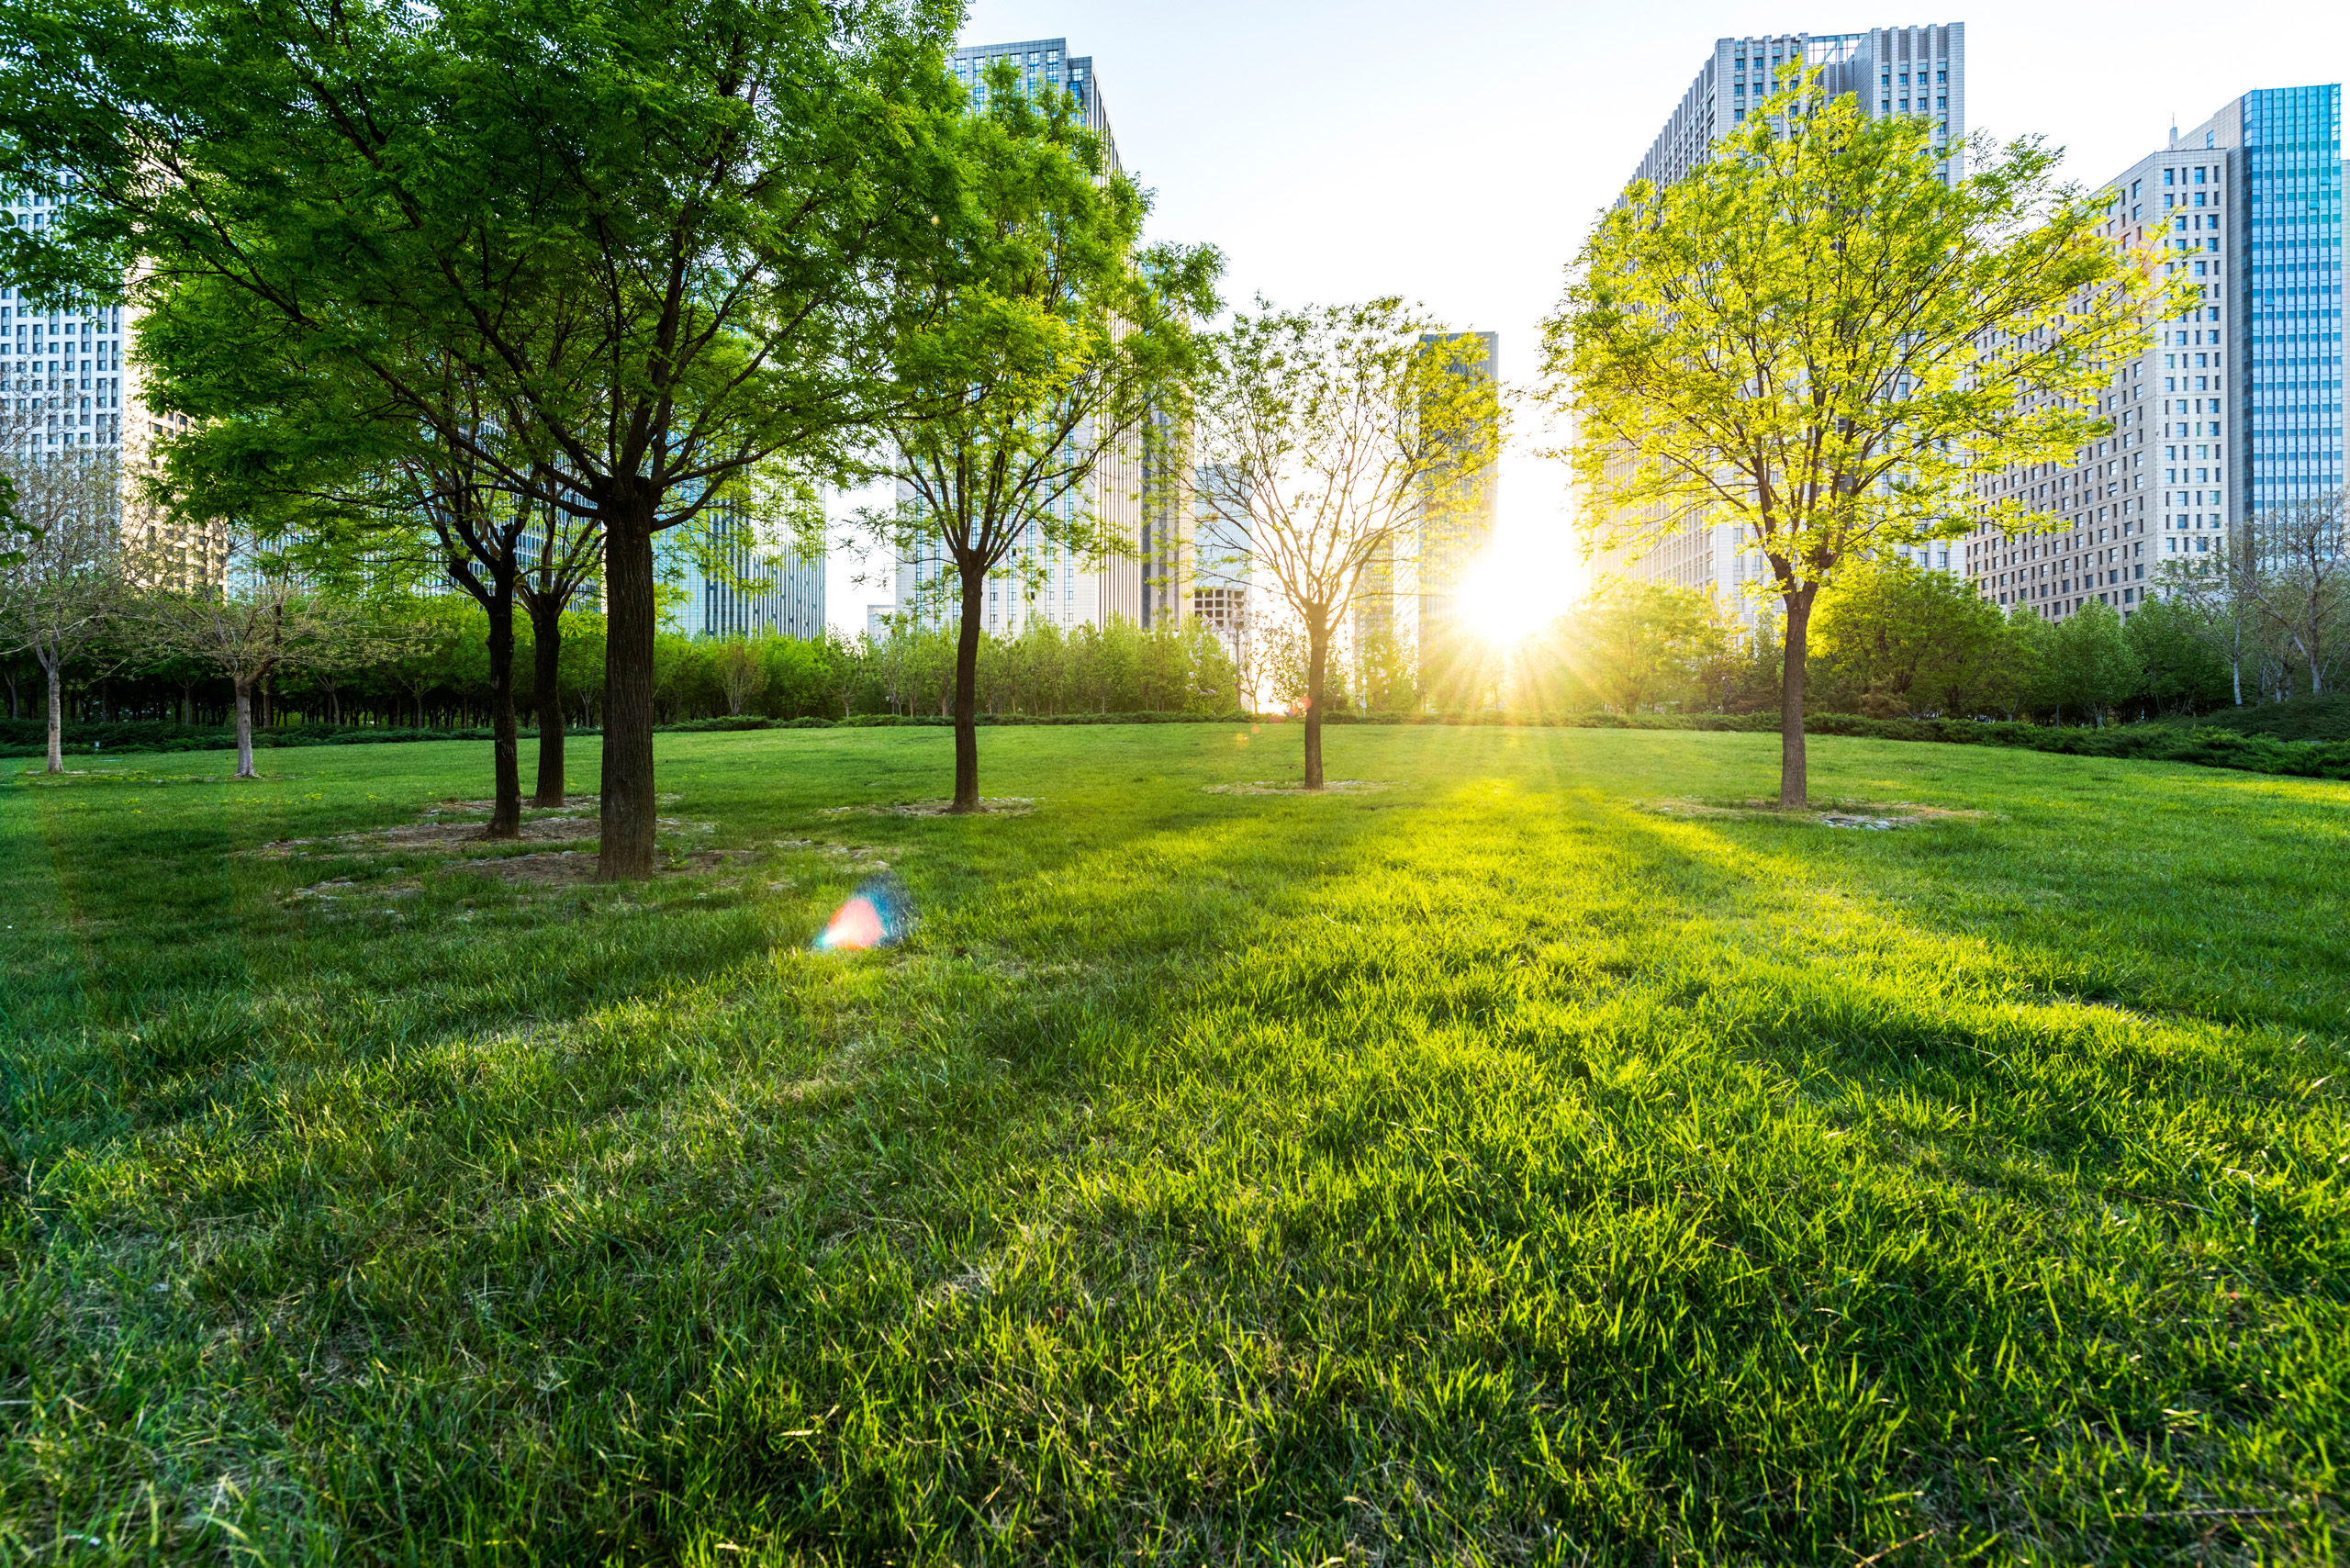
[2239,85,2344,509]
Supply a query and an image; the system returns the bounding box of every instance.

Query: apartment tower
[1602,25,1968,607]
[1964,84,2343,621]
[890,38,1147,637]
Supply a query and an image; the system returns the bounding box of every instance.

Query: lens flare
[812,874,912,952]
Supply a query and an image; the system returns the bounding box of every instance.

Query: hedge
[12,707,2350,783]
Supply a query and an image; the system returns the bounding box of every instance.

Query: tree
[0,441,126,773]
[861,59,1220,810]
[0,0,964,877]
[2043,599,2143,725]
[1192,301,1502,787]
[1544,69,2190,805]
[2239,490,2349,700]
[1572,580,1736,714]
[711,636,770,717]
[1809,556,2013,716]
[2125,595,2233,715]
[2156,527,2266,708]
[129,526,378,778]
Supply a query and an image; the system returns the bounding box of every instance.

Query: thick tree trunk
[530,599,566,807]
[951,564,984,812]
[1303,616,1326,790]
[233,678,257,779]
[598,494,659,880]
[43,655,62,775]
[1780,588,1813,810]
[484,581,522,839]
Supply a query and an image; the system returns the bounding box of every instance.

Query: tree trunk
[1303,615,1327,790]
[598,493,659,880]
[233,678,257,779]
[530,598,566,807]
[951,563,984,812]
[483,580,522,839]
[43,654,62,774]
[1780,587,1814,810]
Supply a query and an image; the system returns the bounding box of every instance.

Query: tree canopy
[1544,68,2193,804]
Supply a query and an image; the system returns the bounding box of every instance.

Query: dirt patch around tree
[1637,797,1989,830]
[1203,780,1393,796]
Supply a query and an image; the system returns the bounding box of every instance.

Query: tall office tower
[655,510,827,641]
[1413,331,1500,660]
[0,187,218,588]
[1137,406,1186,631]
[1606,26,1968,610]
[1964,84,2342,622]
[892,37,1147,638]
[1190,464,1253,661]
[1348,332,1500,673]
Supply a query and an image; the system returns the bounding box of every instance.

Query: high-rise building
[1413,330,1500,656]
[655,507,826,640]
[1351,331,1500,678]
[891,36,1147,639]
[0,187,219,588]
[1604,26,1969,608]
[1189,464,1253,660]
[1964,84,2343,622]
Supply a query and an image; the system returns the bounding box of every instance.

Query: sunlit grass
[3,724,2345,1563]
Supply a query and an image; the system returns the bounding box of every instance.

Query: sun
[1454,542,1572,646]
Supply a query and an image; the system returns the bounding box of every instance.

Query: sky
[824,0,2344,634]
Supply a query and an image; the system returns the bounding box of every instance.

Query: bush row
[12,707,2349,782]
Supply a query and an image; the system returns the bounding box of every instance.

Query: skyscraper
[1605,26,1969,607]
[1350,330,1500,686]
[655,509,827,641]
[1964,84,2343,622]
[1413,330,1500,663]
[0,186,218,588]
[890,37,1147,638]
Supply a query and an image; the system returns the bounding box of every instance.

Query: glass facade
[2239,84,2344,508]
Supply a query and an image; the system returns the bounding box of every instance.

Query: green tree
[1810,556,2014,717]
[2125,596,2232,714]
[1572,580,1734,714]
[1544,70,2188,805]
[1192,302,1502,787]
[862,59,1220,809]
[0,0,962,876]
[2044,599,2143,725]
[0,444,126,772]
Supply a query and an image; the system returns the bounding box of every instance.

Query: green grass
[3,724,2345,1565]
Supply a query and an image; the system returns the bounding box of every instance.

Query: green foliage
[1547,65,2192,800]
[1810,558,2031,717]
[6,728,2344,1560]
[2040,600,2145,725]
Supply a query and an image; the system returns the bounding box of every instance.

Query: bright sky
[825,0,2342,633]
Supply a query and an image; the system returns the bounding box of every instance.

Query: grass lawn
[4,722,2346,1565]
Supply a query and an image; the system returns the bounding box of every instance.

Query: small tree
[2044,599,2143,725]
[1572,580,1736,714]
[2156,529,2266,708]
[1546,71,2189,805]
[863,59,1220,810]
[1192,300,1502,787]
[0,441,128,773]
[1810,556,2013,716]
[712,636,770,717]
[2239,490,2349,699]
[129,527,379,778]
